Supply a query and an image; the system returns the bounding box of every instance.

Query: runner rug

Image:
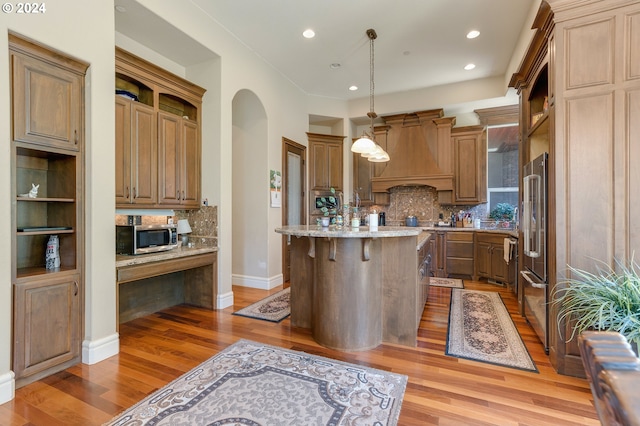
[429,277,464,288]
[446,289,538,372]
[105,339,407,426]
[233,287,290,322]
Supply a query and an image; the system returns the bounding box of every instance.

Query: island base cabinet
[13,273,81,387]
[313,238,382,351]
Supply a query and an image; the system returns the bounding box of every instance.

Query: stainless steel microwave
[116,224,178,255]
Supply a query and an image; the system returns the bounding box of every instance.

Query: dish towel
[504,238,511,264]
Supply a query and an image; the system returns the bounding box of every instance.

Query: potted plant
[489,203,515,228]
[552,258,640,354]
[316,187,339,224]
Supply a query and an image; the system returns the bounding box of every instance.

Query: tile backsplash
[363,185,487,226]
[115,205,218,247]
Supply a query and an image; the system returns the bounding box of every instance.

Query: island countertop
[275,225,421,238]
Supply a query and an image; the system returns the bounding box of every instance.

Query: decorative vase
[321,217,330,228]
[45,235,60,270]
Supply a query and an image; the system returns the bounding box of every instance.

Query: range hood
[371,109,455,194]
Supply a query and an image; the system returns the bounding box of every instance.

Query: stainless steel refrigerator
[520,152,548,353]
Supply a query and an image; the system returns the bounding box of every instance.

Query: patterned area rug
[233,287,290,322]
[105,339,407,426]
[446,289,538,372]
[429,277,464,288]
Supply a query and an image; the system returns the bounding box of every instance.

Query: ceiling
[114,0,537,102]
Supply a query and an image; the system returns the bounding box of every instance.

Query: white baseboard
[82,333,120,365]
[232,273,283,290]
[0,370,15,404]
[217,290,234,309]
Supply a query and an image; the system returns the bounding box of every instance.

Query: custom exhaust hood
[371,109,456,194]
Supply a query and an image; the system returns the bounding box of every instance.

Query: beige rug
[446,289,537,372]
[233,287,290,322]
[105,339,407,425]
[430,277,464,288]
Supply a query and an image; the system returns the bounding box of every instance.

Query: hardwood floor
[1,280,599,425]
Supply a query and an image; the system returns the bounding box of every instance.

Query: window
[486,123,519,214]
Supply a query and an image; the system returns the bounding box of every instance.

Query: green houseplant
[489,203,515,221]
[316,187,339,218]
[552,258,640,350]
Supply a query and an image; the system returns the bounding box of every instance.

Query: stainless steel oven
[521,152,548,353]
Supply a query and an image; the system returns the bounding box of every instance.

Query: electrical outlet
[202,198,208,206]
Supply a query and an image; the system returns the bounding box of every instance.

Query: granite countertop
[423,226,518,238]
[116,245,217,268]
[275,225,421,238]
[415,227,517,251]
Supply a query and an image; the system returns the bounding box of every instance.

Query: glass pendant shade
[351,134,376,153]
[368,148,390,162]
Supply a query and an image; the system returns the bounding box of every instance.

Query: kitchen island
[276,225,422,351]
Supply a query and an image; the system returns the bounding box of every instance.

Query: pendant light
[351,29,390,162]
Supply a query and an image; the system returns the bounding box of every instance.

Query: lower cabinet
[13,273,82,386]
[474,232,515,285]
[445,232,474,278]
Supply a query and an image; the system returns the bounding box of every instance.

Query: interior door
[282,138,306,285]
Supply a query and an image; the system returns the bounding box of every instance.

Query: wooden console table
[116,246,218,327]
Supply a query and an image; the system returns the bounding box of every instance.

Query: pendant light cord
[366,29,377,131]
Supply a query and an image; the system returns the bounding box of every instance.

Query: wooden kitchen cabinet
[10,36,83,152]
[445,232,474,278]
[510,0,640,377]
[115,97,157,206]
[115,48,205,210]
[10,34,87,387]
[450,125,487,204]
[13,273,81,384]
[308,132,344,192]
[158,111,200,208]
[474,232,515,285]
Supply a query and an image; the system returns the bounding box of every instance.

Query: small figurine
[19,183,39,198]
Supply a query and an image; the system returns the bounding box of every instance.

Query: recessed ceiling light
[330,63,341,69]
[303,29,315,39]
[115,5,126,12]
[349,86,358,91]
[464,63,476,70]
[466,30,480,39]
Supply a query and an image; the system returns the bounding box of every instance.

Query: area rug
[429,277,464,288]
[105,339,407,426]
[233,287,290,322]
[446,289,538,372]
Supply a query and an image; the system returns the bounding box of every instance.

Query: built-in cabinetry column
[10,33,88,387]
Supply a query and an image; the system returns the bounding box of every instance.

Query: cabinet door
[476,240,492,277]
[180,120,200,208]
[11,52,82,151]
[13,274,81,381]
[310,142,329,190]
[452,126,487,204]
[353,151,374,205]
[131,103,157,205]
[491,244,508,282]
[115,98,132,204]
[327,142,343,191]
[158,112,181,205]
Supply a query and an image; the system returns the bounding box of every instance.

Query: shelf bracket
[307,237,315,259]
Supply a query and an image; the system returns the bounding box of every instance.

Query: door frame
[281,137,306,284]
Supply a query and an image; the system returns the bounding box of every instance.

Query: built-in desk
[116,246,218,327]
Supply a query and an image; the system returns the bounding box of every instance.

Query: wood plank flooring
[1,280,599,425]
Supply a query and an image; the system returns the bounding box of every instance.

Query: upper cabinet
[11,37,84,151]
[450,125,487,204]
[115,47,206,209]
[307,132,344,192]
